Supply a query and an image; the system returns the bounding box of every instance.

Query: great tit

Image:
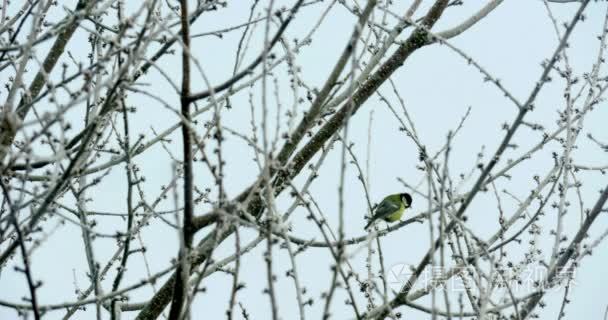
[364,193,413,230]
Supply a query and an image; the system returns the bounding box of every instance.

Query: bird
[364,193,413,230]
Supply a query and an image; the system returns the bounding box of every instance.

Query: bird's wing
[364,196,401,229]
[373,198,400,221]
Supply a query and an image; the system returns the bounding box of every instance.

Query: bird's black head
[400,193,413,207]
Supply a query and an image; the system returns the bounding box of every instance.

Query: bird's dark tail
[364,220,373,230]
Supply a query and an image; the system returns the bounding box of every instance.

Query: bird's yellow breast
[384,202,405,222]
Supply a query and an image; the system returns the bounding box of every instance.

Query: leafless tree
[1,1,607,319]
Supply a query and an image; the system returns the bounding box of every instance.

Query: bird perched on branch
[364,193,413,230]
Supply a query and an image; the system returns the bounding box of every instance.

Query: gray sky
[2,1,608,319]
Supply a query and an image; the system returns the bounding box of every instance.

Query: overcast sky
[2,1,608,319]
